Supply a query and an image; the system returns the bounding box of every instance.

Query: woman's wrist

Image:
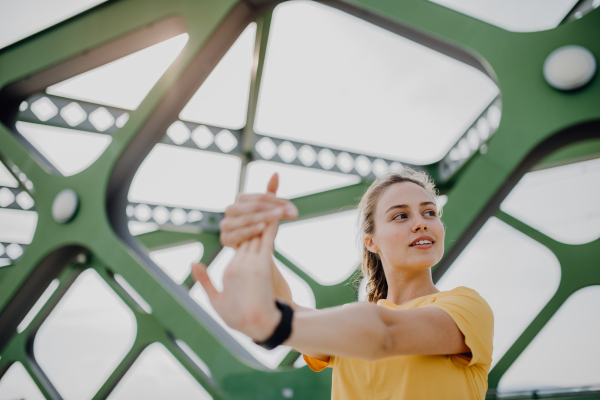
[258,309,283,343]
[244,304,282,342]
[253,300,294,349]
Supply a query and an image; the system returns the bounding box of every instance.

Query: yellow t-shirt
[303,286,494,400]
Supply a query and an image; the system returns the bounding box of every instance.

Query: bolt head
[52,189,79,224]
[544,45,596,91]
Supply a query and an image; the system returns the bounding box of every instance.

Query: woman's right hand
[193,226,281,341]
[220,174,298,248]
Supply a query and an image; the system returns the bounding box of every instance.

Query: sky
[0,0,599,398]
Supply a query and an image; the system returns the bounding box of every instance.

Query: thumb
[192,263,219,302]
[266,173,279,195]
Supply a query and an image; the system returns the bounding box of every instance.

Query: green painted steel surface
[0,0,598,398]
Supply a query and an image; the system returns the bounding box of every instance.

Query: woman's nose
[412,216,428,232]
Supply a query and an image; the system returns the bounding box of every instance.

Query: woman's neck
[384,267,439,306]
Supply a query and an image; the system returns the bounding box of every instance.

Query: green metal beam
[0,259,83,397]
[238,9,274,192]
[274,250,358,309]
[489,211,600,388]
[1,0,599,397]
[136,230,220,251]
[533,138,600,171]
[290,181,369,220]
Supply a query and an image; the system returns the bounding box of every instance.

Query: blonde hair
[358,169,439,303]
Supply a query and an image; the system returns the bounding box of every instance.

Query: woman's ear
[364,236,380,254]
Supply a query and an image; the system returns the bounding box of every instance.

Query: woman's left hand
[192,223,281,342]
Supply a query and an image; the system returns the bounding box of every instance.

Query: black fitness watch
[254,300,294,350]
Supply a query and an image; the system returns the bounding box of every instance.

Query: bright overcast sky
[0,0,599,397]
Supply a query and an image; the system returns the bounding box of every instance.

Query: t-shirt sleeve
[303,354,334,372]
[429,287,494,368]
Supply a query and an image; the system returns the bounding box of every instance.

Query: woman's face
[366,181,444,272]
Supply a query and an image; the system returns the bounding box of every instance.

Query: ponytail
[361,250,388,303]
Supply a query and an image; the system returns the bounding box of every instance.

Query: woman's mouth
[409,237,435,248]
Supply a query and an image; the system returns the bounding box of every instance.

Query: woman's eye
[393,214,407,220]
[424,210,436,217]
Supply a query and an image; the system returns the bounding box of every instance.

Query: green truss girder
[274,251,357,310]
[136,230,223,288]
[490,211,600,392]
[0,0,598,399]
[137,230,221,252]
[533,138,600,171]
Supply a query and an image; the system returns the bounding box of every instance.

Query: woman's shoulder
[437,286,482,298]
[431,286,495,369]
[435,286,491,309]
[434,286,493,318]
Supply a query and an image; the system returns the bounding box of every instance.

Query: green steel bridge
[0,0,599,399]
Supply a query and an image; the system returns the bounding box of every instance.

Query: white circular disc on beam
[52,189,79,223]
[544,45,596,91]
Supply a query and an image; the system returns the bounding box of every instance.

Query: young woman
[193,170,494,400]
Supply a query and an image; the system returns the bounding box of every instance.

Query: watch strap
[254,300,294,350]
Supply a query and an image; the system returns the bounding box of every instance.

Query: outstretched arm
[194,225,469,363]
[286,303,469,361]
[195,258,468,361]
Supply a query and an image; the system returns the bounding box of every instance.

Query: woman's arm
[200,224,468,362]
[198,253,467,362]
[284,302,469,361]
[258,242,468,361]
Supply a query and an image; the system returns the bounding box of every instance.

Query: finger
[234,192,285,206]
[248,236,261,253]
[192,263,219,302]
[226,202,298,223]
[266,173,279,195]
[239,240,250,251]
[226,196,291,217]
[260,222,278,252]
[221,222,267,248]
[221,207,286,232]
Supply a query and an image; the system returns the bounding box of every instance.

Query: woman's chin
[405,255,439,271]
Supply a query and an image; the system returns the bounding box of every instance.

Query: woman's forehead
[378,182,434,208]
